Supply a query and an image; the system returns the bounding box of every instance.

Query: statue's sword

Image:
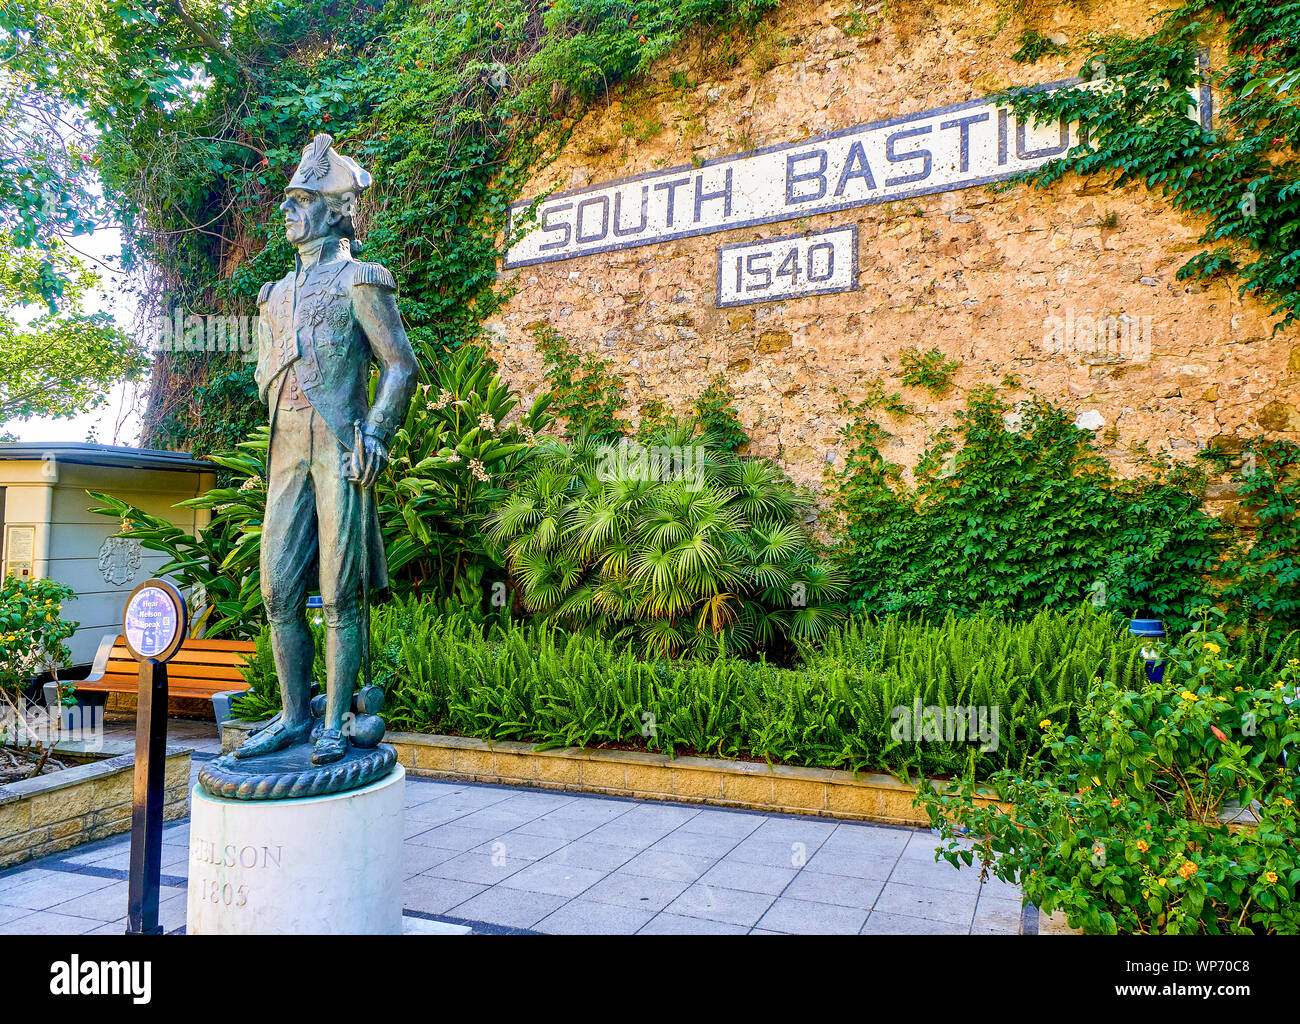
[354,421,373,697]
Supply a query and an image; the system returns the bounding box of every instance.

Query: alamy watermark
[1040,308,1153,363]
[149,307,258,362]
[890,699,1001,753]
[596,441,706,491]
[1,702,104,751]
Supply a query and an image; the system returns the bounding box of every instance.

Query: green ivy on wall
[1006,0,1300,331]
[827,388,1225,632]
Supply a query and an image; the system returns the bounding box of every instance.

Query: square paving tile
[638,912,749,935]
[663,882,775,928]
[699,859,796,896]
[474,832,569,862]
[545,798,632,822]
[404,875,488,915]
[542,841,638,874]
[873,881,977,928]
[756,897,868,935]
[0,911,102,935]
[0,903,33,927]
[52,881,186,922]
[425,850,531,886]
[408,823,504,852]
[403,844,461,878]
[725,836,813,869]
[676,809,764,839]
[801,848,896,881]
[750,817,837,845]
[861,911,969,935]
[584,821,680,848]
[889,857,985,893]
[535,898,655,935]
[971,896,1024,935]
[650,829,742,859]
[510,815,605,841]
[582,871,691,913]
[498,860,607,898]
[0,871,118,910]
[620,849,715,883]
[450,887,567,929]
[780,870,884,909]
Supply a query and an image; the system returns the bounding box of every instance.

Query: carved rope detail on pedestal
[198,744,397,800]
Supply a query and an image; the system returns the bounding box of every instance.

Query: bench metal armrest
[83,633,121,684]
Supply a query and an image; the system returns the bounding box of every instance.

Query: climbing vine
[1007,0,1300,331]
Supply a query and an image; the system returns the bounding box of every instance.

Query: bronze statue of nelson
[233,133,416,770]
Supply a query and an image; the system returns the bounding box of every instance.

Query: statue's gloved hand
[348,433,388,489]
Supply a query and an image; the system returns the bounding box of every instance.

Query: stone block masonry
[489,0,1295,493]
[0,749,191,869]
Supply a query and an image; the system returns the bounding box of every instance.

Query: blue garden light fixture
[1129,618,1165,684]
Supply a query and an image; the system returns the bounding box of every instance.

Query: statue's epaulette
[351,261,396,291]
[257,281,275,305]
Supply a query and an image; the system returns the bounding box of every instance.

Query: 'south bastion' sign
[504,73,1213,275]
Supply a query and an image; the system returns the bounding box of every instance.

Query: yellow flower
[1203,642,1221,654]
[1265,871,1278,885]
[1234,686,1244,692]
[1181,691,1198,702]
[1039,719,1052,729]
[1157,878,1167,887]
[1136,839,1149,853]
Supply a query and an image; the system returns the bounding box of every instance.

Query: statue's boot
[311,727,348,765]
[310,613,360,767]
[234,717,312,759]
[235,611,314,760]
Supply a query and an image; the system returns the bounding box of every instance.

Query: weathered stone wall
[0,749,190,868]
[488,0,1294,496]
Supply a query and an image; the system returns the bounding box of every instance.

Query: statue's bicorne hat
[287,133,371,215]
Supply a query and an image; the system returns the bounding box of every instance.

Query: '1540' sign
[505,71,1212,269]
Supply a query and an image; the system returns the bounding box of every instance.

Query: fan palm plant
[487,418,846,659]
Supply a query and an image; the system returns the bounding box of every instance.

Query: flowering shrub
[919,625,1300,934]
[0,577,77,699]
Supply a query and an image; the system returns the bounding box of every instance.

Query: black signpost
[122,578,187,936]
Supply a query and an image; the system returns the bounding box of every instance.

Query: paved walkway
[0,762,1028,934]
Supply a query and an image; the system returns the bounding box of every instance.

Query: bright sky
[3,225,148,447]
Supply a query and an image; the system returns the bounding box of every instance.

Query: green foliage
[1005,0,1300,331]
[829,388,1222,631]
[382,345,551,600]
[920,625,1300,934]
[691,374,749,452]
[534,325,627,441]
[94,349,547,632]
[1204,438,1300,629]
[0,236,147,430]
[88,429,270,638]
[15,0,778,449]
[1011,30,1068,64]
[487,423,845,659]
[898,346,960,394]
[370,601,1141,778]
[0,577,77,697]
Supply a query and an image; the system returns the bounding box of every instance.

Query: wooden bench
[54,634,257,724]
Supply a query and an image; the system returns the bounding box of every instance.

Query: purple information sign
[125,586,179,659]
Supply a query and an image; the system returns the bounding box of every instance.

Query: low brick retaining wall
[0,748,192,869]
[222,723,1001,825]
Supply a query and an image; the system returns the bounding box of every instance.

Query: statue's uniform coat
[255,238,415,608]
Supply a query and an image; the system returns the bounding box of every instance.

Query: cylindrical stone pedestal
[187,765,405,934]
